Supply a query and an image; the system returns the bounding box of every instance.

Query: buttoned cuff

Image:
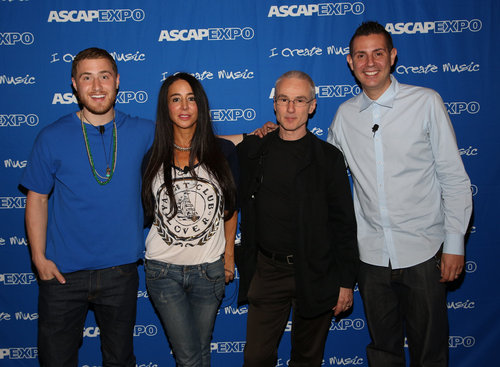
[443,233,465,255]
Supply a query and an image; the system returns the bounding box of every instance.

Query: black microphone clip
[372,124,379,137]
[99,125,105,135]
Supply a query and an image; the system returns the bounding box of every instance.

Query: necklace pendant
[106,167,111,177]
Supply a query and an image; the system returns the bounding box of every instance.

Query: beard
[78,90,117,116]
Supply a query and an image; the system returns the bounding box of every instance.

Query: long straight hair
[142,72,236,221]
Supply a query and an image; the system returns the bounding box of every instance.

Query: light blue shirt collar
[359,74,398,111]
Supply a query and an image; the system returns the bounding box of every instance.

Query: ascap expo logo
[385,19,482,34]
[52,91,148,105]
[268,3,365,17]
[159,27,254,42]
[47,9,145,23]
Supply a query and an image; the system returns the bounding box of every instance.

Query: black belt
[259,247,294,265]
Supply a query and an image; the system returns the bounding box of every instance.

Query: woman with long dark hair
[142,72,238,366]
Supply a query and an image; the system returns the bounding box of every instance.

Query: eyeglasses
[274,97,315,107]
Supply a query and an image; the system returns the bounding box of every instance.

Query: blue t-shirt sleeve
[20,129,56,194]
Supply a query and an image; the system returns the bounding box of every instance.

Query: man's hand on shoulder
[218,121,278,145]
[251,121,278,138]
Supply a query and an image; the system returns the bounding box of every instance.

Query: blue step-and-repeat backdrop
[1,1,498,366]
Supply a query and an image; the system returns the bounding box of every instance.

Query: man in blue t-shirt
[20,48,154,366]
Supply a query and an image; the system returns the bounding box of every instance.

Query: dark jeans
[243,252,333,367]
[37,263,139,367]
[358,256,448,367]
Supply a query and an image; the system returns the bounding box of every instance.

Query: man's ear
[390,48,397,67]
[308,98,317,115]
[347,54,354,71]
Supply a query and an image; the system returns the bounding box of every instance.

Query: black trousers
[243,252,333,367]
[38,263,138,367]
[358,257,449,367]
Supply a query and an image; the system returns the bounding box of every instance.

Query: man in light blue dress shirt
[328,22,472,367]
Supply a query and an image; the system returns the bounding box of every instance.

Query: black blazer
[236,130,359,317]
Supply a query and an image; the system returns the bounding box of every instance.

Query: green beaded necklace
[80,111,117,185]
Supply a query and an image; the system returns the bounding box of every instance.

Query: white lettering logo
[0,114,39,127]
[217,69,255,80]
[317,84,361,98]
[310,127,325,137]
[448,336,475,348]
[159,27,255,42]
[268,3,365,17]
[0,32,34,45]
[85,325,159,338]
[442,62,480,73]
[9,236,28,246]
[52,93,78,105]
[137,290,149,298]
[115,91,148,104]
[0,74,36,85]
[162,70,255,82]
[210,341,246,353]
[447,300,475,310]
[134,325,158,337]
[326,44,350,55]
[4,159,27,168]
[52,91,148,105]
[0,312,11,321]
[224,305,248,315]
[465,260,477,273]
[270,46,323,58]
[0,348,38,360]
[396,64,438,75]
[386,19,482,35]
[329,356,364,365]
[83,326,100,338]
[211,109,256,122]
[0,197,27,209]
[50,51,145,64]
[47,9,145,23]
[109,51,146,62]
[459,146,478,157]
[0,273,36,285]
[15,311,38,320]
[445,101,480,115]
[330,318,365,331]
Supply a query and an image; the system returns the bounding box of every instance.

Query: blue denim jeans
[37,262,139,367]
[145,258,225,367]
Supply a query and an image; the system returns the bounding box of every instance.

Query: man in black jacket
[236,70,359,366]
